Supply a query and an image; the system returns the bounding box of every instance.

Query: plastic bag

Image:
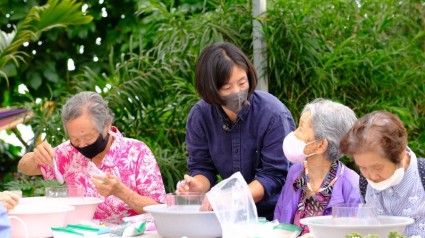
[206,172,258,237]
[109,221,146,237]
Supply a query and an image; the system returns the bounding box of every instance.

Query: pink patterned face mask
[282,132,316,164]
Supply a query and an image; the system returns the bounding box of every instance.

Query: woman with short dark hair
[177,42,296,220]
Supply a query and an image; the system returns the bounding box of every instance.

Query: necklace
[304,160,345,193]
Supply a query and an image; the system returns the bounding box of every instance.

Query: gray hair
[302,98,357,161]
[61,91,114,134]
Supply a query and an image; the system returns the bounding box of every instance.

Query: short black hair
[194,42,257,106]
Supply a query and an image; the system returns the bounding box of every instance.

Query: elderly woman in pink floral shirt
[18,91,166,224]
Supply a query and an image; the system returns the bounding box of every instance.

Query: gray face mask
[221,89,249,114]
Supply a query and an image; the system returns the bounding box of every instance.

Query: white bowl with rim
[20,196,104,225]
[300,215,414,238]
[144,204,222,238]
[9,203,75,238]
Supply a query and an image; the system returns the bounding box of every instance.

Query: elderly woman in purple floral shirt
[18,91,166,224]
[274,98,362,235]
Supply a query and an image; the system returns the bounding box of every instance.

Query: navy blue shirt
[186,90,296,219]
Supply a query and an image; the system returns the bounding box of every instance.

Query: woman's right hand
[176,174,206,193]
[33,141,55,166]
[0,191,20,212]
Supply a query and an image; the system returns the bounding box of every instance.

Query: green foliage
[70,0,254,191]
[346,231,407,238]
[4,176,62,197]
[0,139,23,190]
[0,0,424,195]
[0,0,93,85]
[266,0,425,156]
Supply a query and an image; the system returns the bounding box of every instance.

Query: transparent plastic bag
[206,172,258,237]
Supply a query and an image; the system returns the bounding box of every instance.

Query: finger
[183,174,192,181]
[34,144,53,165]
[46,142,55,158]
[182,175,193,190]
[200,197,211,211]
[1,200,14,212]
[105,173,118,181]
[92,175,107,180]
[42,142,56,165]
[92,177,107,185]
[3,192,19,203]
[176,180,187,190]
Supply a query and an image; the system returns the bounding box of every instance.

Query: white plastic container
[143,204,222,238]
[300,215,414,238]
[9,203,75,238]
[20,196,104,225]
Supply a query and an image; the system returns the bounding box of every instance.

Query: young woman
[177,42,296,220]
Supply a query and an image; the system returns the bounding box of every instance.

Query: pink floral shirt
[40,127,166,223]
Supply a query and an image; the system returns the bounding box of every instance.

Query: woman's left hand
[200,196,213,211]
[92,173,122,197]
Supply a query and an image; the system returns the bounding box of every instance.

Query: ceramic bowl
[144,204,222,238]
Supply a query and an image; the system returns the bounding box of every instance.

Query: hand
[176,174,205,193]
[92,173,122,197]
[33,141,55,166]
[200,196,213,211]
[0,191,20,212]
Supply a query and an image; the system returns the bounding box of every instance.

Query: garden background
[0,0,424,195]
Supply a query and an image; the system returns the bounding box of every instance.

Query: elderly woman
[340,110,425,237]
[274,98,362,235]
[18,91,166,223]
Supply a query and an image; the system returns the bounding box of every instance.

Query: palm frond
[0,0,93,82]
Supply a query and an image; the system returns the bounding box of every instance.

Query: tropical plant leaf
[0,0,93,82]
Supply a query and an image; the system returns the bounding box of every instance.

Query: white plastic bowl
[300,215,414,238]
[9,203,75,238]
[143,204,222,238]
[20,196,104,225]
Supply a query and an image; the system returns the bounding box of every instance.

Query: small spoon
[52,157,64,184]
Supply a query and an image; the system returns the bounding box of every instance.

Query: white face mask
[282,131,317,164]
[367,166,405,191]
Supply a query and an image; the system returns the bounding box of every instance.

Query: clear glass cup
[45,186,84,198]
[166,192,206,208]
[332,203,380,225]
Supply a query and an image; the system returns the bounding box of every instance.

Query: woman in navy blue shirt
[177,42,296,220]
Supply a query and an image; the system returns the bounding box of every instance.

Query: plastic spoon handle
[53,157,64,184]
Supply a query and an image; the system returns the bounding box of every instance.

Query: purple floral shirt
[40,127,166,223]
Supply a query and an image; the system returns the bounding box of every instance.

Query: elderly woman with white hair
[274,98,362,235]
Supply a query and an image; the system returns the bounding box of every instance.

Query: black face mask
[72,133,110,159]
